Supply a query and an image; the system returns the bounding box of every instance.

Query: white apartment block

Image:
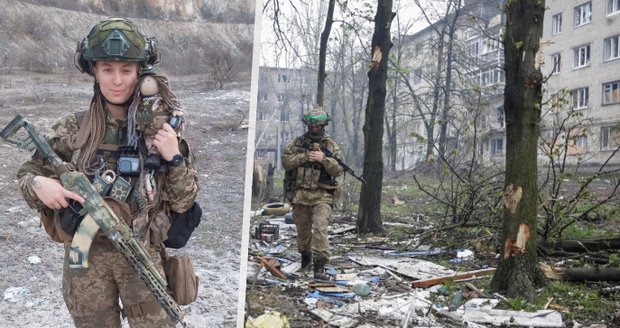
[254,66,317,169]
[542,0,620,172]
[395,0,506,170]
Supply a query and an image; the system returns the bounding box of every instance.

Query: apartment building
[396,0,506,170]
[542,0,620,172]
[254,66,317,168]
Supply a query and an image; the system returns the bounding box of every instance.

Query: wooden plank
[411,268,496,288]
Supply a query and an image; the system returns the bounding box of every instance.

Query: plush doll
[129,66,184,200]
[135,67,184,170]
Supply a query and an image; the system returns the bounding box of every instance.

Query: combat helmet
[303,108,330,126]
[74,17,159,75]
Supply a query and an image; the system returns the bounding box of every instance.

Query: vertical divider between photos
[237,1,264,327]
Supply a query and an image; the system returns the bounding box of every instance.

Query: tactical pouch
[40,208,72,243]
[164,202,202,249]
[109,176,133,202]
[160,247,199,305]
[58,201,86,236]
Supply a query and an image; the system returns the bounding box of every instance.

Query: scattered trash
[246,210,565,328]
[462,308,564,327]
[351,282,370,296]
[245,311,290,328]
[284,212,293,224]
[254,223,280,242]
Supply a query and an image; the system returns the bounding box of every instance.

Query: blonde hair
[73,84,107,175]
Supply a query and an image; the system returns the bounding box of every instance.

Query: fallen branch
[541,237,620,253]
[540,263,620,282]
[411,268,496,288]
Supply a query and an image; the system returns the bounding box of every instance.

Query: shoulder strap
[75,110,88,129]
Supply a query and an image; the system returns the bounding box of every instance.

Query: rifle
[297,138,365,184]
[0,115,185,325]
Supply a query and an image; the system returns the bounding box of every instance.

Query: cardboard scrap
[462,308,564,327]
[350,255,455,280]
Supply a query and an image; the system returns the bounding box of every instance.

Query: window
[277,74,290,83]
[277,94,286,104]
[259,94,268,102]
[604,35,620,61]
[575,135,588,148]
[257,111,268,121]
[608,0,620,15]
[601,126,620,148]
[603,80,620,104]
[491,138,503,156]
[479,67,505,86]
[571,87,589,109]
[551,53,561,74]
[413,69,422,84]
[552,13,562,35]
[280,110,289,122]
[496,106,505,128]
[467,37,480,57]
[573,44,591,68]
[482,36,500,53]
[574,2,592,26]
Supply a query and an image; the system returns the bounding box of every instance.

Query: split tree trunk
[489,0,547,301]
[357,0,395,234]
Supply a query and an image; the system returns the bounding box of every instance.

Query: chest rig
[80,113,149,214]
[293,136,338,191]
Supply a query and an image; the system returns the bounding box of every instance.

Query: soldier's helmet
[74,17,159,76]
[303,108,330,126]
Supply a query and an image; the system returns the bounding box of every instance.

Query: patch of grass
[537,281,618,322]
[560,222,608,239]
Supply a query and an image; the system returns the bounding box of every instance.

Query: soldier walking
[281,108,343,281]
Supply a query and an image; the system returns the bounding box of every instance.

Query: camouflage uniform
[17,111,199,327]
[281,132,343,265]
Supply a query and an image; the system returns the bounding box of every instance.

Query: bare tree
[357,0,395,234]
[489,0,547,301]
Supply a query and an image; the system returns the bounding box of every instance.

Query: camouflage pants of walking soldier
[293,203,332,279]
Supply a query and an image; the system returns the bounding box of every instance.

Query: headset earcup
[74,38,92,75]
[147,38,160,66]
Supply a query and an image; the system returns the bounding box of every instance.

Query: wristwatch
[169,154,184,167]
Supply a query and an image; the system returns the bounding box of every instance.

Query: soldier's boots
[313,257,332,281]
[300,251,313,272]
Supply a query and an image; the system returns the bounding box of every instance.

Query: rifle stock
[297,138,365,183]
[0,115,185,325]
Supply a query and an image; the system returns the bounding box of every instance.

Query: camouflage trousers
[293,203,332,260]
[62,239,174,328]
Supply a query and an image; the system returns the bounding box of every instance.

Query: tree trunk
[490,0,547,301]
[316,0,335,107]
[357,0,394,234]
[438,1,460,156]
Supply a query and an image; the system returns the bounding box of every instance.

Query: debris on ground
[245,208,567,327]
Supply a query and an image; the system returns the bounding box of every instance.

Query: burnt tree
[357,0,395,234]
[489,0,547,301]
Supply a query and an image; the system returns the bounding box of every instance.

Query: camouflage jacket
[281,132,343,206]
[17,111,199,244]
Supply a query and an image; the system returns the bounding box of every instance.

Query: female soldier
[16,18,199,327]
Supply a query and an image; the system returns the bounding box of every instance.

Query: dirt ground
[0,71,250,327]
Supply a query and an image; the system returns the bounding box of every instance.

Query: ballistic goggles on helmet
[303,111,330,126]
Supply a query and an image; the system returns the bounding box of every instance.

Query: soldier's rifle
[0,115,185,326]
[297,138,365,184]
